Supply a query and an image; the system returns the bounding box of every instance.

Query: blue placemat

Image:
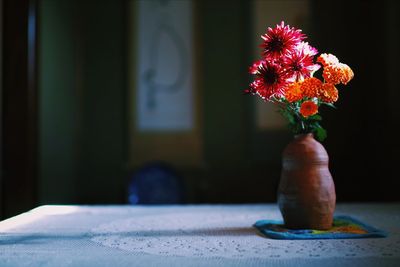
[254,215,387,239]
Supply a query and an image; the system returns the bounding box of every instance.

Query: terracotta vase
[277,133,336,230]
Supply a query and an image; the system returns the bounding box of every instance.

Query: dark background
[1,0,400,220]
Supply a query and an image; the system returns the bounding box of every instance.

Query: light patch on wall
[253,0,310,130]
[136,0,193,132]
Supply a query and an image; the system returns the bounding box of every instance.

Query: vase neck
[294,133,314,139]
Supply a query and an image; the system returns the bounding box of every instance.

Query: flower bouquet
[245,21,353,141]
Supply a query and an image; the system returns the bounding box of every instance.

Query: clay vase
[277,133,336,230]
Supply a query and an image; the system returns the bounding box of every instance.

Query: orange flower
[322,64,342,85]
[300,100,318,117]
[300,77,322,98]
[340,63,354,85]
[317,53,339,66]
[323,63,354,85]
[284,82,303,102]
[319,83,339,103]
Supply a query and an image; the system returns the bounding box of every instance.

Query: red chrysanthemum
[284,43,321,82]
[248,60,289,100]
[248,60,262,74]
[260,21,305,60]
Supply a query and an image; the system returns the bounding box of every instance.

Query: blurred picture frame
[127,0,203,168]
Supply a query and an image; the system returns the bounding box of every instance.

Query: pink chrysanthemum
[248,60,289,100]
[296,42,318,56]
[284,43,321,82]
[260,21,305,59]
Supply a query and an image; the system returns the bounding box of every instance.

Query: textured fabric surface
[0,204,400,267]
[254,215,388,239]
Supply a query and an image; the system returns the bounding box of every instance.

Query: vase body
[277,133,336,230]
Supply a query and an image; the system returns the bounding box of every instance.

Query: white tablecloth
[0,203,399,267]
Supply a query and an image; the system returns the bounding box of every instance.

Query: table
[0,203,399,267]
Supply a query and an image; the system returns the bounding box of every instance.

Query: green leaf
[279,107,296,125]
[307,114,322,121]
[287,113,296,125]
[314,125,327,142]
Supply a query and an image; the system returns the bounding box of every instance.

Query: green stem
[293,110,306,133]
[300,120,305,132]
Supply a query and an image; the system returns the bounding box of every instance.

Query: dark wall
[178,0,293,204]
[39,0,126,205]
[310,0,400,201]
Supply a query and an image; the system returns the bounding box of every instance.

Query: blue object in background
[128,161,184,204]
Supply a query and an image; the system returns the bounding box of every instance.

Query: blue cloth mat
[254,215,387,239]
